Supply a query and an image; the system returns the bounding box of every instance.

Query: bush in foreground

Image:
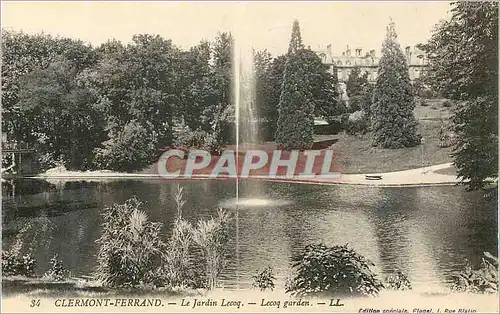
[451,252,498,294]
[252,266,276,291]
[95,188,232,291]
[95,197,167,288]
[192,208,232,290]
[163,185,198,287]
[384,271,412,291]
[2,250,36,277]
[43,254,69,281]
[286,243,383,297]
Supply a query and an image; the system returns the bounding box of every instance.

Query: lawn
[330,99,455,174]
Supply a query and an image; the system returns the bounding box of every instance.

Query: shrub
[439,121,458,148]
[173,122,209,149]
[346,110,370,135]
[94,121,157,172]
[348,93,373,115]
[252,266,276,291]
[43,254,69,281]
[163,185,198,287]
[451,252,498,294]
[286,243,383,297]
[348,95,363,112]
[95,197,167,288]
[192,208,232,290]
[384,271,412,290]
[173,122,222,155]
[2,250,36,277]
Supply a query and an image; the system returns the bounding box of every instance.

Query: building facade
[315,45,427,83]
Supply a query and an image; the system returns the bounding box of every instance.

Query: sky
[1,1,452,57]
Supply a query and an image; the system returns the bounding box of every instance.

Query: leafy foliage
[43,254,69,281]
[192,208,232,290]
[286,243,383,297]
[1,30,96,138]
[346,110,370,135]
[371,20,421,148]
[301,49,339,118]
[2,30,238,172]
[3,24,341,171]
[163,185,201,287]
[95,197,167,288]
[384,271,412,291]
[1,250,36,277]
[252,266,276,291]
[346,67,369,98]
[6,37,102,170]
[94,120,157,172]
[256,47,338,141]
[438,120,458,148]
[420,2,498,190]
[451,252,498,294]
[94,187,232,290]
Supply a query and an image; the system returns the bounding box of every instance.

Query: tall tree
[256,54,287,140]
[253,49,274,139]
[1,30,96,143]
[90,34,182,171]
[301,49,339,118]
[17,58,104,170]
[346,66,373,115]
[420,2,498,190]
[177,40,215,130]
[346,66,369,97]
[275,20,314,150]
[371,20,421,148]
[207,32,234,146]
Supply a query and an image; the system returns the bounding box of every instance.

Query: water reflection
[2,179,497,292]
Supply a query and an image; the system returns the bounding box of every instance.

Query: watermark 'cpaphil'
[155,148,341,180]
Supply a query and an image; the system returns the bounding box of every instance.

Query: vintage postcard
[1,1,498,313]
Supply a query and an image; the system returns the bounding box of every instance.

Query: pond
[2,178,497,292]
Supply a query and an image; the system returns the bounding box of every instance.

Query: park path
[32,163,462,187]
[313,162,459,186]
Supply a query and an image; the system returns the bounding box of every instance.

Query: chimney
[355,48,362,57]
[405,46,411,57]
[370,49,376,58]
[346,45,351,57]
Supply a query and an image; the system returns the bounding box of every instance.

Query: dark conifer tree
[275,20,314,150]
[371,20,421,148]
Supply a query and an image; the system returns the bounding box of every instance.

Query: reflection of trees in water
[234,202,292,288]
[410,187,498,285]
[364,188,415,276]
[9,214,54,257]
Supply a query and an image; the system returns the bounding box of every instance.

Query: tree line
[1,29,341,172]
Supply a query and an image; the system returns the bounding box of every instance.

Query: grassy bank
[332,99,454,174]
